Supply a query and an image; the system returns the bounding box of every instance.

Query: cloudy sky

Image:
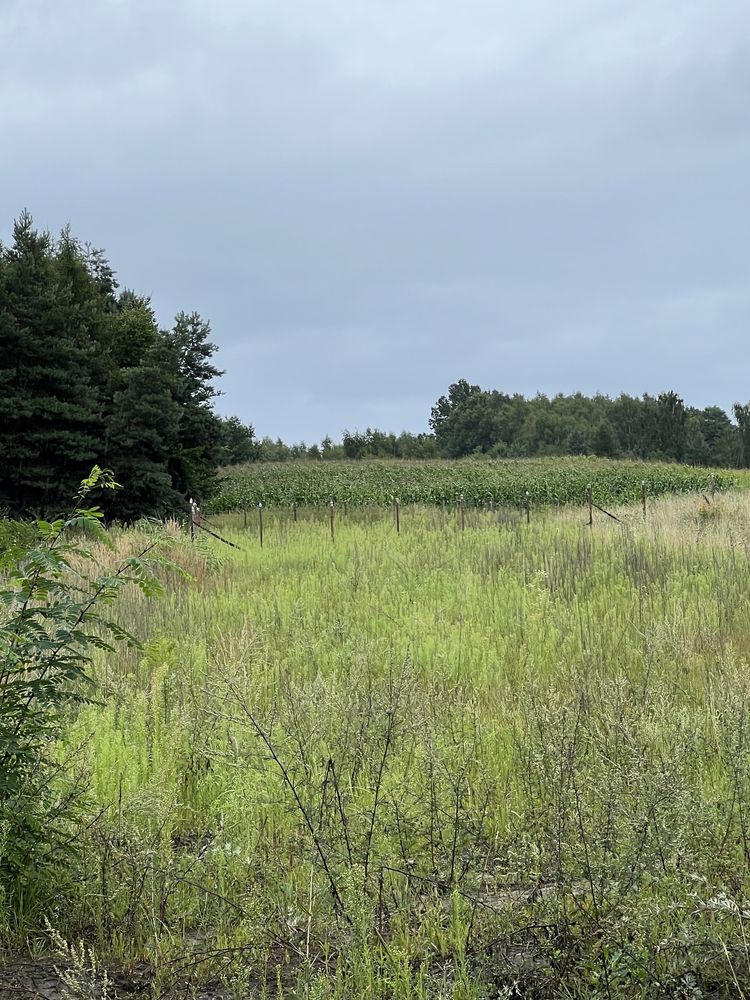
[2,1,749,442]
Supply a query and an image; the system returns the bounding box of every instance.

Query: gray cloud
[2,0,749,440]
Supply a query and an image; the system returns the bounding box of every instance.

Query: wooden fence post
[329,500,335,542]
[188,497,196,542]
[525,491,530,524]
[394,497,400,535]
[293,502,298,523]
[459,494,465,531]
[258,502,264,549]
[587,484,593,527]
[641,481,647,519]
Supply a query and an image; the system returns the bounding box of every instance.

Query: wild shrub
[0,467,161,928]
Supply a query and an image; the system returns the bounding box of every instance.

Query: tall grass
[14,493,750,997]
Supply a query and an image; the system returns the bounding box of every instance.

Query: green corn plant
[209,456,741,511]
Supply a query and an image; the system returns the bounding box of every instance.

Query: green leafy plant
[0,467,162,921]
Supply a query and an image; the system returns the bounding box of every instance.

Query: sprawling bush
[0,468,160,928]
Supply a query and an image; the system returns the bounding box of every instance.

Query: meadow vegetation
[4,487,750,996]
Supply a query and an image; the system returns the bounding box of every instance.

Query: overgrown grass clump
[210,455,744,511]
[7,495,750,997]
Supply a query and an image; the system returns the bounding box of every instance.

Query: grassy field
[8,492,750,997]
[209,456,745,511]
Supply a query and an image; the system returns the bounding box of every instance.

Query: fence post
[394,497,400,535]
[258,502,264,549]
[525,491,530,524]
[587,484,593,527]
[329,500,335,542]
[188,497,196,542]
[641,481,647,519]
[459,494,465,532]
[293,502,298,523]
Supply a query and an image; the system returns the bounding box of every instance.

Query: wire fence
[188,476,722,550]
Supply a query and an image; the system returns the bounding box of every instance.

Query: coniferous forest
[0,212,254,519]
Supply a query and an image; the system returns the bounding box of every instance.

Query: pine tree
[106,291,160,374]
[165,311,224,501]
[0,214,240,519]
[104,342,184,521]
[0,214,103,514]
[217,416,256,465]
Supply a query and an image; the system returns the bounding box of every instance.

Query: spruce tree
[0,214,242,519]
[165,311,224,501]
[217,416,257,465]
[105,342,184,521]
[0,214,102,514]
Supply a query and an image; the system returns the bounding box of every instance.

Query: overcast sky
[2,1,749,442]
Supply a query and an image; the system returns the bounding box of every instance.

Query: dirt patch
[0,957,158,1000]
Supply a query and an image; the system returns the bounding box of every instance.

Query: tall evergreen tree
[0,213,250,519]
[165,311,224,501]
[104,342,184,520]
[0,213,102,514]
[217,416,257,465]
[107,291,160,374]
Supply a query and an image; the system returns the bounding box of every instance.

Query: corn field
[209,456,743,511]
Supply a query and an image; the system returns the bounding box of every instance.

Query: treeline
[0,213,253,518]
[428,380,750,465]
[246,382,750,467]
[248,429,440,462]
